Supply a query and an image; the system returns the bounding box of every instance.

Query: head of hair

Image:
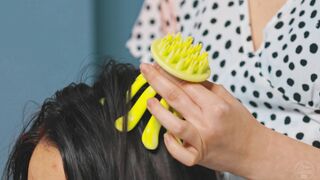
[3,60,217,180]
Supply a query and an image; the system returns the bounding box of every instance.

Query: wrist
[237,120,274,179]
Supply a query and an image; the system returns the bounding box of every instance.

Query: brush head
[151,33,211,82]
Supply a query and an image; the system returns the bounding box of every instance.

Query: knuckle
[166,88,182,102]
[173,122,186,135]
[146,68,159,82]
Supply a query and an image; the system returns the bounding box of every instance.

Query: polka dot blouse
[127,0,320,149]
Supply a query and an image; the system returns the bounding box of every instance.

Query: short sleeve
[126,0,180,63]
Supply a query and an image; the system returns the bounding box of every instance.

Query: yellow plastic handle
[142,98,169,150]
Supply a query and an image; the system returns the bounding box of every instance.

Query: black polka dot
[290,34,297,42]
[224,20,231,27]
[231,70,236,76]
[288,62,295,70]
[308,101,314,106]
[295,45,303,54]
[220,60,226,68]
[311,73,318,82]
[176,16,180,22]
[287,78,294,86]
[315,109,320,114]
[296,132,304,140]
[264,42,271,48]
[202,29,209,36]
[302,116,310,123]
[253,91,260,98]
[310,0,316,6]
[299,10,305,17]
[225,40,232,49]
[193,0,199,8]
[149,19,155,25]
[212,2,218,10]
[184,14,190,20]
[312,141,320,148]
[274,21,284,29]
[278,35,284,41]
[228,1,234,7]
[210,18,217,24]
[290,7,296,14]
[272,52,278,58]
[243,70,248,78]
[266,92,273,99]
[298,21,306,28]
[300,59,307,66]
[310,10,317,18]
[241,86,247,93]
[302,84,310,91]
[230,85,235,92]
[278,87,285,93]
[275,70,282,77]
[252,112,258,118]
[206,45,211,51]
[289,18,295,25]
[283,55,289,63]
[250,76,255,83]
[216,34,222,40]
[270,114,276,120]
[236,26,241,34]
[264,102,272,109]
[284,116,291,125]
[249,101,258,107]
[293,93,301,102]
[238,46,244,53]
[309,43,318,54]
[239,61,246,67]
[212,74,219,81]
[246,36,252,41]
[282,44,288,50]
[304,31,310,38]
[212,51,219,59]
[240,14,245,21]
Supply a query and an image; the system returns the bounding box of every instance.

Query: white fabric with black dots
[127,0,320,151]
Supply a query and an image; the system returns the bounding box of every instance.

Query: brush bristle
[151,33,210,82]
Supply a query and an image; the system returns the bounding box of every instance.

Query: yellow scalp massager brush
[115,33,211,150]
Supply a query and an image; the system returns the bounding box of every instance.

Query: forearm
[241,123,320,179]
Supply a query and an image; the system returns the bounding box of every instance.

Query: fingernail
[140,63,150,74]
[153,63,161,70]
[147,98,156,108]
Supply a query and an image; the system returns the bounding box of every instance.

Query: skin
[248,0,288,50]
[141,63,320,179]
[28,138,66,180]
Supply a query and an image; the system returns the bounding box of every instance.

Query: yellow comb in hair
[114,33,211,150]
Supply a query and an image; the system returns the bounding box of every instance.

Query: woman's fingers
[164,133,199,166]
[141,63,201,120]
[202,81,237,104]
[147,98,202,148]
[149,63,225,110]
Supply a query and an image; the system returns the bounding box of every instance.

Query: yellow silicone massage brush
[114,33,211,150]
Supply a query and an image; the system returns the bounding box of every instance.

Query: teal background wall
[95,0,143,66]
[0,0,143,174]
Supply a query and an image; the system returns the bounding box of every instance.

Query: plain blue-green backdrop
[0,0,143,174]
